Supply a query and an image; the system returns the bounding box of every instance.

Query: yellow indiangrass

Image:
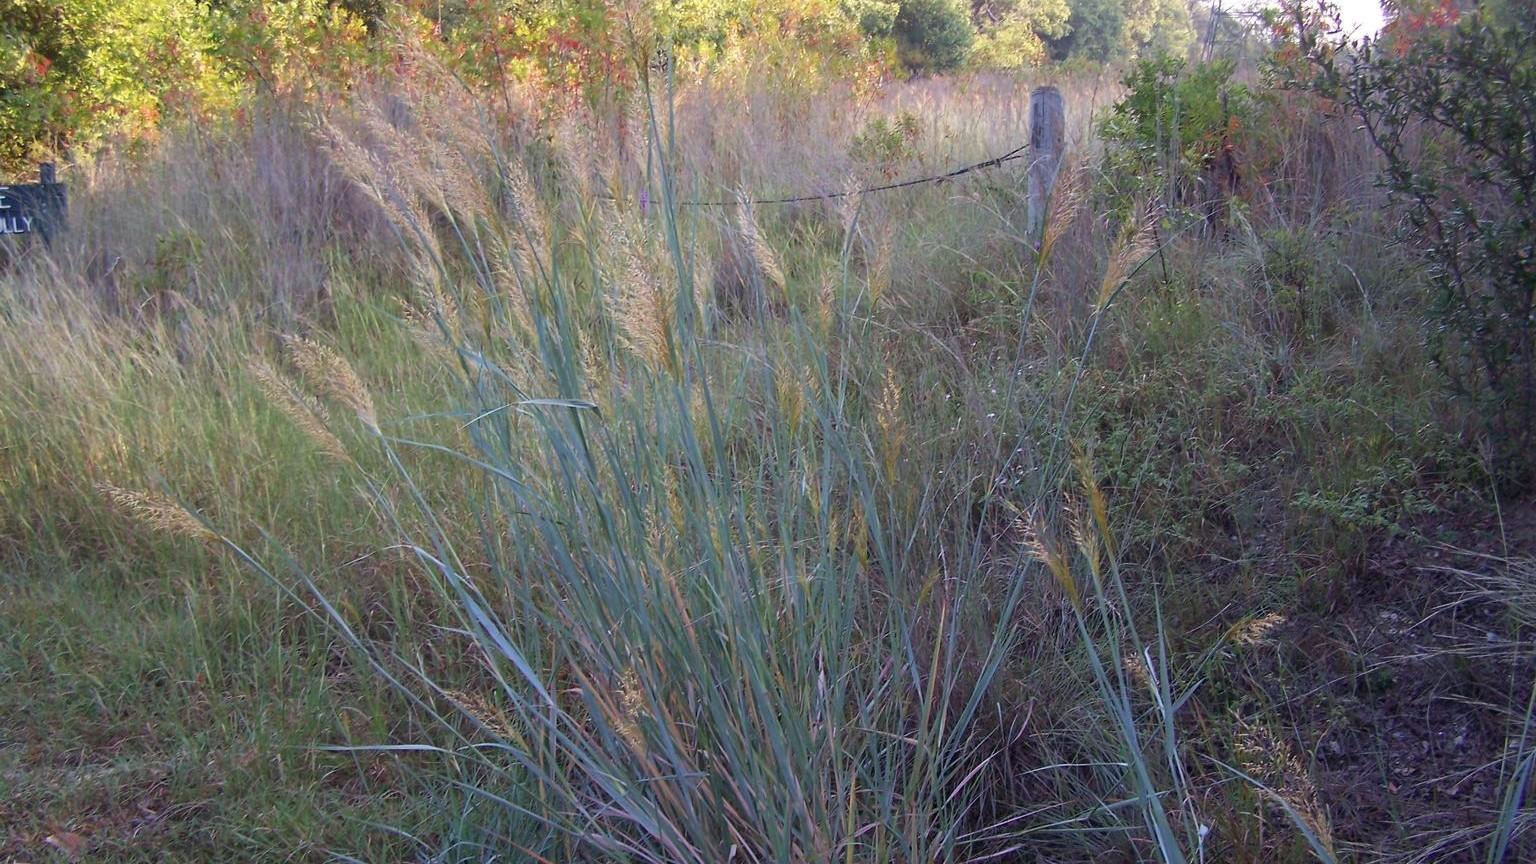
[1068,496,1103,593]
[95,483,216,543]
[1228,612,1287,646]
[615,666,647,752]
[868,229,893,308]
[736,192,786,291]
[836,174,862,235]
[445,688,518,743]
[875,366,904,476]
[1073,447,1115,560]
[248,360,352,464]
[1097,215,1156,313]
[1234,717,1336,854]
[1039,165,1084,264]
[1025,517,1079,611]
[282,336,378,432]
[607,216,676,374]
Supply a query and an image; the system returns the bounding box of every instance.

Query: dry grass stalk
[1228,613,1286,646]
[1069,496,1104,592]
[445,688,517,742]
[615,666,647,752]
[1025,517,1079,612]
[325,115,441,262]
[1233,717,1335,855]
[867,228,893,308]
[875,366,904,476]
[837,174,862,235]
[1040,165,1085,263]
[606,214,676,373]
[1073,448,1115,560]
[1098,214,1157,313]
[736,192,785,292]
[815,270,839,336]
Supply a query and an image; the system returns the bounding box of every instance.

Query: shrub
[1098,54,1251,227]
[1292,1,1536,486]
[848,110,922,171]
[0,0,237,167]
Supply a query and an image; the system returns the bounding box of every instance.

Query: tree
[1326,3,1536,484]
[1,0,236,169]
[894,0,975,71]
[1123,0,1194,58]
[969,0,1071,68]
[1053,0,1126,62]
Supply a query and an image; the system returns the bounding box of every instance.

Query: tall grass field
[3,11,1535,863]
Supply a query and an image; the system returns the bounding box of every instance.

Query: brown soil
[1223,499,1536,862]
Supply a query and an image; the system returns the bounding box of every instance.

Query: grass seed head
[249,360,352,463]
[283,336,378,432]
[95,482,216,543]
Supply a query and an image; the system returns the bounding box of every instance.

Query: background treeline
[2,0,1217,169]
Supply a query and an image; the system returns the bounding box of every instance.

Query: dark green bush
[893,0,975,72]
[1302,4,1536,486]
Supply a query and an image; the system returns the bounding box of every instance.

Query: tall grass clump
[228,66,1071,861]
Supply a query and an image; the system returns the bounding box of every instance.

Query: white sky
[1333,0,1387,34]
[1233,1,1387,36]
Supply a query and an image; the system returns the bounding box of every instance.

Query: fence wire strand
[612,141,1035,208]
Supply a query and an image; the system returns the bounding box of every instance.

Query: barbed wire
[615,141,1034,208]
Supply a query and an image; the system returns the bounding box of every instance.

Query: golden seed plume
[1228,612,1287,646]
[95,483,216,543]
[1098,215,1157,313]
[249,360,352,463]
[1072,447,1115,560]
[868,228,893,308]
[615,666,647,752]
[1124,651,1152,691]
[1233,718,1335,854]
[1068,496,1103,592]
[606,214,676,373]
[837,174,863,235]
[503,160,549,264]
[283,336,378,432]
[815,270,839,336]
[1025,517,1079,611]
[1040,166,1084,263]
[445,688,516,741]
[875,365,904,477]
[736,191,785,291]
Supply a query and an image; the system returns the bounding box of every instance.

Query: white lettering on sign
[0,188,10,210]
[0,215,33,234]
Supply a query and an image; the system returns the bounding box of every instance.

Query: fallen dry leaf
[44,831,87,859]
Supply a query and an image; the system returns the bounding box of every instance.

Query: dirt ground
[1219,499,1536,862]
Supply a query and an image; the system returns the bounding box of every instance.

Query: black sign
[0,164,67,241]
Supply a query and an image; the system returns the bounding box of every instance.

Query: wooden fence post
[1028,86,1065,242]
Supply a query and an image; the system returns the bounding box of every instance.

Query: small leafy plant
[1098,53,1250,228]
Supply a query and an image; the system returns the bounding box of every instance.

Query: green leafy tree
[845,0,901,36]
[1053,0,1125,62]
[894,0,975,71]
[1123,0,1194,58]
[1,0,237,169]
[969,0,1071,68]
[1098,53,1249,223]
